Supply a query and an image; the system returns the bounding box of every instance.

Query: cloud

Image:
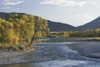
[2,7,13,9]
[40,0,97,7]
[2,6,19,10]
[2,0,24,6]
[2,7,20,12]
[75,15,94,21]
[1,0,24,10]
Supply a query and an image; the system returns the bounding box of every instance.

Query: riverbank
[0,46,36,66]
[0,42,76,66]
[58,37,100,41]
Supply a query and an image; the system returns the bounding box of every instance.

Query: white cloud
[2,0,24,6]
[2,7,13,9]
[75,15,94,21]
[40,0,97,7]
[2,6,19,10]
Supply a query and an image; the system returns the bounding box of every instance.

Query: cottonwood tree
[0,14,49,47]
[30,17,49,45]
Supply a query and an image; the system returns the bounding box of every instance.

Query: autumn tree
[0,13,49,48]
[30,17,49,45]
[0,18,19,47]
[9,14,35,45]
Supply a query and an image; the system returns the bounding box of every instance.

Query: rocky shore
[0,43,78,66]
[0,47,36,66]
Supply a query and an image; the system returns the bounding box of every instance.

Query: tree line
[51,29,100,37]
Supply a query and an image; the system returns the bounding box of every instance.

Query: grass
[59,37,100,41]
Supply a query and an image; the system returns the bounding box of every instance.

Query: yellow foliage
[0,14,49,47]
[35,32,43,38]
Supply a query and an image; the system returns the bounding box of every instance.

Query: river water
[1,38,100,67]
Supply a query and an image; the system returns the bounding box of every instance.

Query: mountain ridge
[0,12,79,32]
[77,16,100,30]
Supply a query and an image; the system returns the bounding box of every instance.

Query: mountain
[0,12,79,32]
[77,16,100,30]
[48,20,78,32]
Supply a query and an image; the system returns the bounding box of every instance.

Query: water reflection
[33,38,68,43]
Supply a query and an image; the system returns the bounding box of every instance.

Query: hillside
[0,12,79,32]
[77,16,100,30]
[48,20,78,32]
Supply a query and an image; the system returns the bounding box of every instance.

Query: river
[1,38,100,67]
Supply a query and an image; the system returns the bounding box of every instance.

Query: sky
[0,0,100,27]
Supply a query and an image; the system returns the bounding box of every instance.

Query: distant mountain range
[0,12,100,32]
[47,20,79,32]
[77,16,100,30]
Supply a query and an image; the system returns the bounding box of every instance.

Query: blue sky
[0,0,100,26]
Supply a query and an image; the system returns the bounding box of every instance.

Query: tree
[30,17,49,45]
[0,18,19,47]
[9,14,35,45]
[0,14,49,47]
